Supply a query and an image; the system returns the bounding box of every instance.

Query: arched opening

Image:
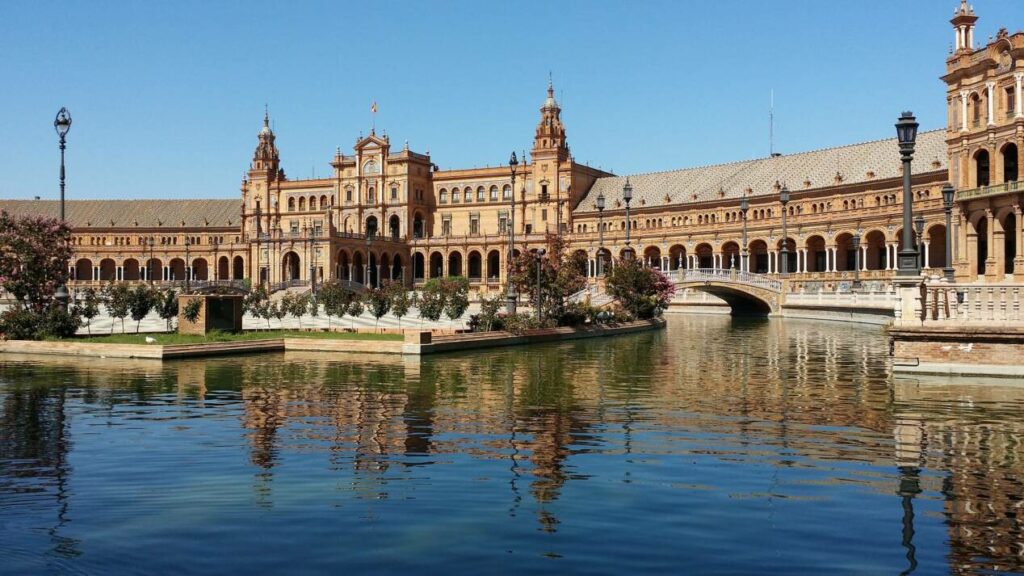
[282,252,300,282]
[721,242,740,270]
[365,216,378,237]
[99,258,116,281]
[169,258,186,281]
[467,251,482,280]
[776,238,797,273]
[596,248,611,276]
[146,258,162,282]
[74,258,93,281]
[429,252,443,278]
[337,250,351,280]
[927,225,947,270]
[233,256,244,280]
[368,252,378,287]
[448,251,463,277]
[749,240,768,273]
[572,249,588,277]
[1003,143,1019,183]
[643,246,662,269]
[669,244,686,271]
[390,254,403,281]
[123,259,140,281]
[691,286,773,316]
[414,252,426,280]
[353,252,365,285]
[192,258,208,281]
[695,243,714,269]
[218,256,230,280]
[413,213,424,239]
[487,250,501,280]
[1003,212,1016,274]
[975,217,988,275]
[864,230,886,270]
[805,235,826,273]
[976,149,991,187]
[380,253,391,283]
[834,233,854,272]
[389,214,401,240]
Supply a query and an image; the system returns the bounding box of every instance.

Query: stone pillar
[884,244,892,270]
[986,208,997,280]
[923,241,930,269]
[1016,205,1024,277]
[1017,73,1024,119]
[861,245,868,272]
[987,82,996,126]
[116,266,123,281]
[348,263,353,281]
[960,90,969,132]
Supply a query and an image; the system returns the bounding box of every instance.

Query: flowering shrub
[605,258,676,320]
[0,211,73,312]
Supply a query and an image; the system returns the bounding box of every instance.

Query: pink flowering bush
[0,211,73,312]
[605,257,677,320]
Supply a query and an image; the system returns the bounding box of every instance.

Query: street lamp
[942,184,956,282]
[147,237,155,285]
[506,151,519,314]
[365,228,375,288]
[914,214,926,271]
[534,248,546,321]
[780,185,790,277]
[184,236,192,293]
[896,111,920,276]
[54,107,72,309]
[254,202,264,287]
[740,197,749,272]
[596,192,606,278]
[623,177,633,260]
[852,229,862,290]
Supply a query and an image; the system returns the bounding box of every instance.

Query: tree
[287,293,310,329]
[182,297,202,325]
[605,257,677,320]
[0,211,73,313]
[271,299,287,329]
[156,288,179,331]
[129,284,157,333]
[80,288,101,336]
[388,282,411,328]
[477,294,503,332]
[244,286,271,330]
[346,297,364,329]
[443,277,470,325]
[317,281,348,329]
[365,285,392,328]
[306,293,320,323]
[509,234,587,324]
[104,282,132,334]
[417,279,446,323]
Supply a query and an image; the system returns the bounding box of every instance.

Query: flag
[371,102,377,114]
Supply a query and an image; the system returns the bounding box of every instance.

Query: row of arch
[437,185,512,204]
[73,256,245,282]
[973,143,1018,188]
[287,194,332,212]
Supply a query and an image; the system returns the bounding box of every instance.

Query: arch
[643,246,662,269]
[367,251,379,287]
[192,258,209,281]
[413,212,425,239]
[595,247,612,277]
[748,240,769,273]
[146,258,162,282]
[572,249,588,277]
[694,243,714,269]
[390,253,403,281]
[299,197,306,211]
[487,250,501,280]
[218,256,230,280]
[169,258,186,281]
[805,235,826,273]
[489,185,499,201]
[834,233,854,272]
[73,258,93,281]
[353,251,366,284]
[365,215,378,237]
[721,242,740,270]
[864,230,886,271]
[389,214,401,240]
[380,253,391,284]
[1002,143,1019,183]
[927,224,947,270]
[288,197,296,212]
[414,252,426,280]
[975,149,991,187]
[975,216,988,275]
[669,244,687,271]
[1002,211,1017,274]
[467,250,482,280]
[123,258,140,281]
[429,251,444,278]
[99,258,116,281]
[775,238,797,273]
[282,251,300,282]
[447,251,463,277]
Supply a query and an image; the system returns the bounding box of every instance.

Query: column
[92,266,99,281]
[116,266,123,281]
[348,263,353,281]
[884,244,892,270]
[960,90,969,132]
[987,82,996,126]
[923,241,930,269]
[1016,73,1024,119]
[1017,206,1024,275]
[831,247,838,272]
[861,245,868,271]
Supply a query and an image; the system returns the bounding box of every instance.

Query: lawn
[59,330,404,345]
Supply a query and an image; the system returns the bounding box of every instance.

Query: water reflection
[1,317,1023,574]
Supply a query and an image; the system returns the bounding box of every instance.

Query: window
[541,209,547,221]
[489,186,498,201]
[452,189,461,203]
[470,216,479,235]
[288,197,295,212]
[541,183,549,200]
[477,187,485,202]
[346,189,353,202]
[439,189,448,204]
[391,187,398,200]
[503,185,512,200]
[1007,87,1016,115]
[525,224,533,234]
[442,218,452,236]
[498,213,508,234]
[290,221,299,235]
[463,187,471,203]
[367,187,376,203]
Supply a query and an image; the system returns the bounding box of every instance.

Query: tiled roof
[575,130,947,213]
[0,199,241,229]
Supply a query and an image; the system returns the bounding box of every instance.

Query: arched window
[503,185,512,200]
[439,189,448,204]
[976,150,991,187]
[298,197,306,211]
[367,187,376,203]
[489,186,498,201]
[476,187,485,202]
[452,189,461,203]
[288,197,295,211]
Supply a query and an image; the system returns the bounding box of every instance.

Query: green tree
[0,211,74,313]
[129,284,157,333]
[346,297,364,329]
[156,288,179,331]
[244,286,271,330]
[365,285,392,328]
[271,299,287,328]
[443,277,470,325]
[417,279,446,323]
[182,297,202,325]
[509,234,587,324]
[317,281,348,329]
[79,288,101,336]
[288,293,310,329]
[104,282,132,334]
[388,282,411,328]
[307,293,320,323]
[477,294,503,332]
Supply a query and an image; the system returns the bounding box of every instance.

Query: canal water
[2,316,1023,575]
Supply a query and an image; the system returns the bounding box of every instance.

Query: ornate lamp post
[780,186,790,277]
[896,111,921,276]
[914,214,926,271]
[254,203,264,287]
[852,229,862,290]
[740,197,749,272]
[54,107,72,309]
[147,237,155,285]
[365,229,375,288]
[941,184,956,282]
[184,237,192,293]
[506,151,519,314]
[596,192,606,277]
[623,177,633,260]
[534,248,546,320]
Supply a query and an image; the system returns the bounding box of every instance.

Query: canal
[2,316,1022,575]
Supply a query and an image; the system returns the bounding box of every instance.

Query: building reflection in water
[1,319,1024,573]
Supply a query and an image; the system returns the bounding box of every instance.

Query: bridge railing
[913,282,1024,325]
[673,268,782,292]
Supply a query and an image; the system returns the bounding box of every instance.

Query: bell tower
[951,0,977,53]
[250,110,281,179]
[531,79,569,164]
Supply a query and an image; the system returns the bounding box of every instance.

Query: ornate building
[2,1,1020,294]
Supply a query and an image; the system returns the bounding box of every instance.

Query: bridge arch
[673,269,781,316]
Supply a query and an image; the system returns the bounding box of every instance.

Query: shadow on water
[2,318,1024,574]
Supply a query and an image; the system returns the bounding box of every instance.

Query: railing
[918,283,1024,324]
[269,279,309,293]
[784,291,898,309]
[957,180,1023,202]
[673,268,783,292]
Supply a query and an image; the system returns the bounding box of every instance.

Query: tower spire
[951,1,978,52]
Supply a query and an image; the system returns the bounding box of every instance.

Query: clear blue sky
[2,1,1021,200]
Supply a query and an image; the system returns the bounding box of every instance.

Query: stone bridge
[670,269,782,315]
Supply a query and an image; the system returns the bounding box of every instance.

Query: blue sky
[2,1,1021,200]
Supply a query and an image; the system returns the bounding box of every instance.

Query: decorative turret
[532,79,569,162]
[951,1,978,52]
[250,109,281,177]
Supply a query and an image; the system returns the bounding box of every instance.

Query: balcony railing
[956,180,1023,201]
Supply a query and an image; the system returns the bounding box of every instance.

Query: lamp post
[596,192,606,278]
[184,237,192,293]
[254,203,263,287]
[147,237,155,286]
[623,177,633,260]
[942,184,956,282]
[506,151,519,314]
[365,229,374,288]
[852,230,862,290]
[534,248,546,320]
[54,107,72,309]
[780,186,790,277]
[896,111,921,276]
[914,214,926,271]
[740,197,749,272]
[310,226,318,295]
